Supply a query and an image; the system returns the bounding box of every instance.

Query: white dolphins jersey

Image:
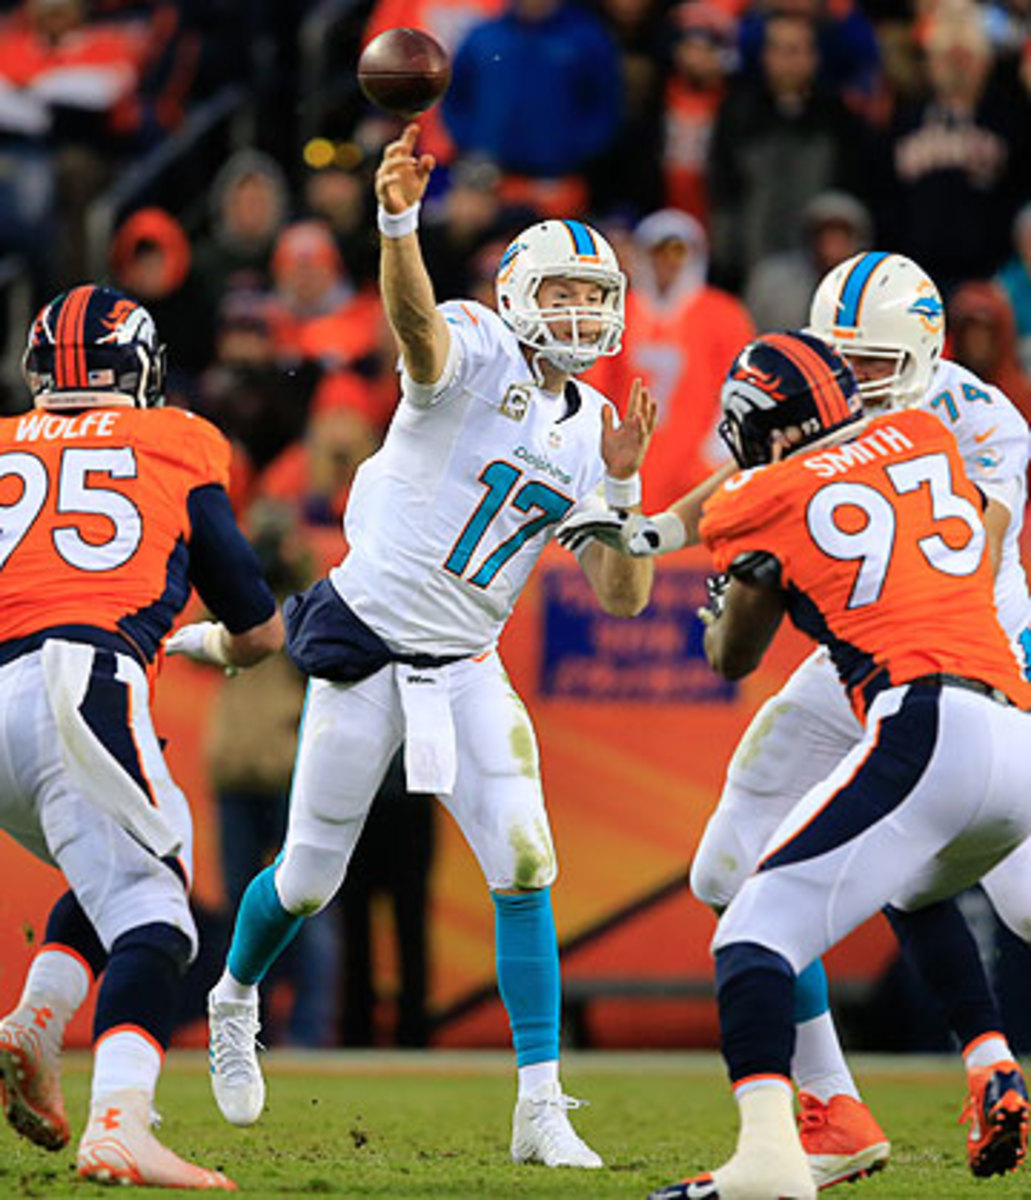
[918,358,1031,642]
[330,300,611,656]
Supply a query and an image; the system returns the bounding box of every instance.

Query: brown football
[357,27,451,118]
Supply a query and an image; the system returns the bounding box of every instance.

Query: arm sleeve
[186,484,276,633]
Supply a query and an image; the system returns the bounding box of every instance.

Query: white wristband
[377,201,420,239]
[604,472,642,508]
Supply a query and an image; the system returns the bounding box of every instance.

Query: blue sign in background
[541,566,738,703]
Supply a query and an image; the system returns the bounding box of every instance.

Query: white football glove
[555,508,687,557]
[165,621,234,668]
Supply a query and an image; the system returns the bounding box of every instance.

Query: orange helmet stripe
[763,333,852,429]
[54,286,93,388]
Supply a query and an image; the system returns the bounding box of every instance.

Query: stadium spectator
[108,205,215,398]
[301,156,378,287]
[744,189,872,331]
[0,284,282,1188]
[420,154,507,302]
[192,149,290,301]
[194,289,318,484]
[707,11,871,291]
[266,219,386,382]
[660,0,738,228]
[946,279,1031,424]
[206,500,340,1049]
[881,0,1031,290]
[444,0,622,216]
[995,200,1031,375]
[258,384,382,528]
[587,0,668,216]
[736,0,882,106]
[589,207,753,508]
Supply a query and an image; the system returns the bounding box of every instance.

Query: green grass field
[1,1051,1028,1197]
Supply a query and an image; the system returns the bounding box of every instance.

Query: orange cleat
[798,1092,890,1189]
[961,1060,1029,1178]
[0,1004,70,1151]
[77,1089,236,1190]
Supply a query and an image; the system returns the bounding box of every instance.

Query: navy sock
[44,890,108,979]
[492,889,560,1066]
[885,899,1001,1048]
[94,922,191,1050]
[716,941,796,1083]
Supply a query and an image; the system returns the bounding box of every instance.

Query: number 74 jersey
[699,408,1031,719]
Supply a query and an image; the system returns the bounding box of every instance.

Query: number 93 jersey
[331,300,613,657]
[700,407,1031,719]
[0,405,230,656]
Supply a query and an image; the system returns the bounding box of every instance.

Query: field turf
[2,1051,1028,1197]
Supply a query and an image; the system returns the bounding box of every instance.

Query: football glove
[697,572,731,627]
[555,508,688,557]
[165,621,236,673]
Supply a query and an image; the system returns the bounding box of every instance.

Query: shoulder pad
[728,549,782,587]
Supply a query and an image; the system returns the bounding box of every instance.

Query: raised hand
[601,378,657,483]
[375,123,435,214]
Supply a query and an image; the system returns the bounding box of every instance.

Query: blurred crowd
[4,0,1031,1047]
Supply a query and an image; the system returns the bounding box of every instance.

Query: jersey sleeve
[699,467,791,575]
[957,394,1030,493]
[185,484,276,633]
[147,408,232,490]
[399,299,501,408]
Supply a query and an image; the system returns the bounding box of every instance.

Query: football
[357,27,451,118]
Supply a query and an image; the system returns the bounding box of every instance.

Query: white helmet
[808,252,945,408]
[495,219,625,374]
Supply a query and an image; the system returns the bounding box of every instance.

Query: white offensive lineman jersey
[330,300,611,656]
[919,358,1031,643]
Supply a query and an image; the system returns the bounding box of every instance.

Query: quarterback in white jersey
[202,122,656,1168]
[562,251,1031,1188]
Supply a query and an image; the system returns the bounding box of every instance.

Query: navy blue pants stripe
[759,686,940,873]
[78,650,156,807]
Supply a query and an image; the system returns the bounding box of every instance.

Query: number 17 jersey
[699,408,1031,718]
[331,300,613,657]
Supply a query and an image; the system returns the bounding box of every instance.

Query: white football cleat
[77,1088,236,1189]
[207,991,265,1126]
[511,1081,603,1168]
[0,1003,70,1150]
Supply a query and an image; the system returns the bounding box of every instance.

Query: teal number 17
[444,460,573,588]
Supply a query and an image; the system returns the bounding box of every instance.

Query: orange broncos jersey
[0,405,230,655]
[700,408,1031,718]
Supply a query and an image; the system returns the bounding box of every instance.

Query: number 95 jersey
[331,300,613,657]
[700,408,1031,719]
[0,405,239,659]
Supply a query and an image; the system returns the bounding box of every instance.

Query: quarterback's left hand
[555,507,630,554]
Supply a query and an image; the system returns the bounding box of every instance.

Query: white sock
[964,1032,1013,1071]
[792,1011,860,1102]
[17,947,90,1030]
[212,967,258,1004]
[518,1059,559,1099]
[91,1028,162,1106]
[715,1079,813,1198]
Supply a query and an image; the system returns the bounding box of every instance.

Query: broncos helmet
[495,219,625,374]
[23,285,166,411]
[719,331,863,469]
[808,252,944,408]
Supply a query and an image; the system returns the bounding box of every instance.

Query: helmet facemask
[496,221,626,376]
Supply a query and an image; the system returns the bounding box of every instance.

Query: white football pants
[692,647,1031,939]
[713,682,1031,967]
[0,648,195,953]
[277,650,557,914]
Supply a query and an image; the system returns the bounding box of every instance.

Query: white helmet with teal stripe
[495,219,626,374]
[808,251,945,408]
